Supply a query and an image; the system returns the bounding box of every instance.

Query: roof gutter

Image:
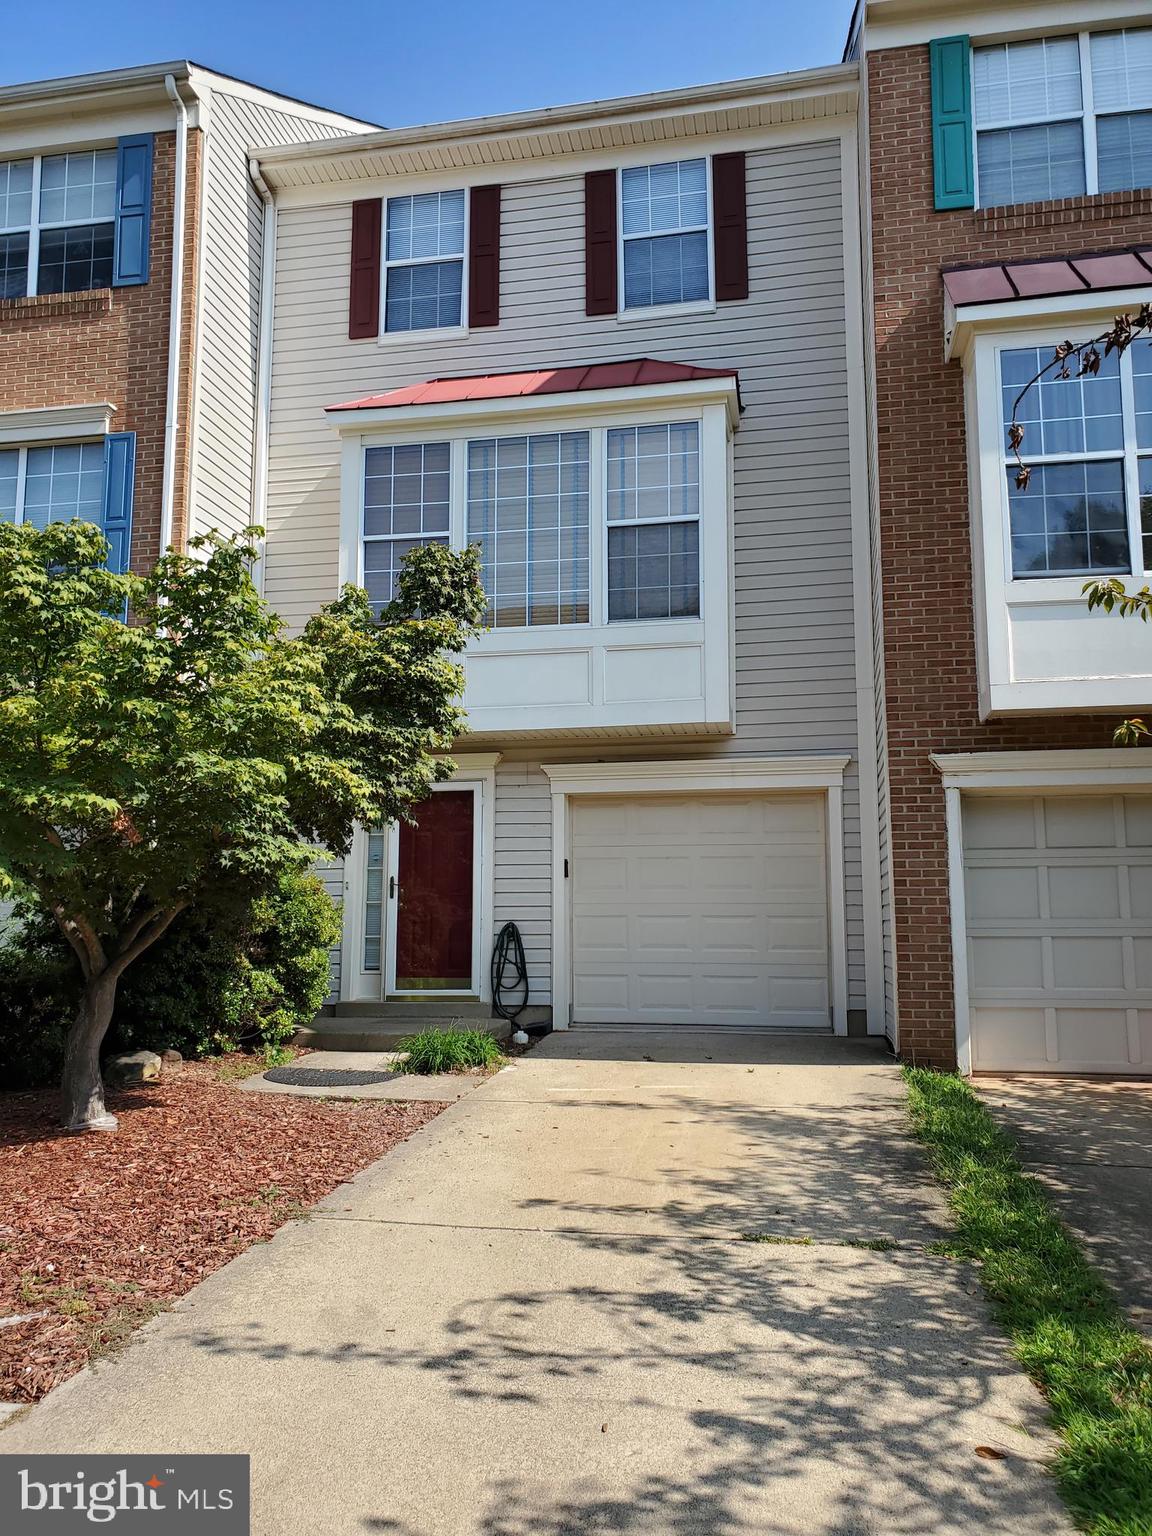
[160,73,188,555]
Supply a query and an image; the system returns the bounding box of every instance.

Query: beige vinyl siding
[265,132,870,1013]
[190,89,362,542]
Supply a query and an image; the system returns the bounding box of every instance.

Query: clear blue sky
[4,0,854,128]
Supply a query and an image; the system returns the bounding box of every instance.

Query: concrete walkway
[3,1033,1070,1535]
[979,1076,1152,1334]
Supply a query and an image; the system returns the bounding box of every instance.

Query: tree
[1006,303,1152,745]
[0,521,484,1132]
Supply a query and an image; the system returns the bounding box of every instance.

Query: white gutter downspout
[160,74,188,554]
[248,157,276,594]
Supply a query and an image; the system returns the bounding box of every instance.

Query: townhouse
[253,71,888,1041]
[0,61,370,572]
[853,0,1152,1073]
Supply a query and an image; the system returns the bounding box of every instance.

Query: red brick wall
[0,129,201,569]
[868,43,1152,1066]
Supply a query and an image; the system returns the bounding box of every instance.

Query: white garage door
[570,793,830,1029]
[964,794,1152,1073]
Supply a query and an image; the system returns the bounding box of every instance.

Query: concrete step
[319,999,495,1022]
[298,1005,510,1053]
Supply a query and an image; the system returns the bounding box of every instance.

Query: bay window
[359,416,707,626]
[999,338,1152,582]
[973,28,1152,207]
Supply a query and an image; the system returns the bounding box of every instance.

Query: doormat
[262,1067,403,1088]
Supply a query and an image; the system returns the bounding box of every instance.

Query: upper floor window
[383,191,466,333]
[620,159,710,310]
[0,441,105,528]
[607,423,700,619]
[974,28,1152,207]
[0,150,117,298]
[360,418,705,625]
[362,441,451,609]
[1000,339,1152,579]
[467,431,590,628]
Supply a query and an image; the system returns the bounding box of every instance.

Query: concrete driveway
[2,1032,1071,1535]
[979,1076,1152,1334]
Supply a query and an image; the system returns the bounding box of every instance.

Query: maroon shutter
[712,152,748,302]
[348,198,382,339]
[584,169,618,316]
[468,184,501,328]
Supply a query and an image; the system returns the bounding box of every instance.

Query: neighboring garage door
[964,794,1152,1073]
[570,793,830,1029]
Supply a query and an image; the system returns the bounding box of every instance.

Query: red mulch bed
[0,1060,444,1404]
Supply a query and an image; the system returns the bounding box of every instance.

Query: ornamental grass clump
[393,1028,504,1075]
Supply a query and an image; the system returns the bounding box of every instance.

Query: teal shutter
[101,432,135,577]
[930,36,974,210]
[113,134,153,286]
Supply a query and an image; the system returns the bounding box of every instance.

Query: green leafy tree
[0,521,484,1132]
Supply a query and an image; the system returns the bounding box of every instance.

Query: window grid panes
[0,442,105,530]
[973,28,1152,207]
[1001,342,1145,580]
[362,441,451,613]
[363,830,386,972]
[620,159,710,310]
[0,149,117,296]
[467,432,590,628]
[383,191,465,333]
[607,422,701,620]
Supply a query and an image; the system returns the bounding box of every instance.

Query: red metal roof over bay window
[943,249,1152,308]
[326,359,740,412]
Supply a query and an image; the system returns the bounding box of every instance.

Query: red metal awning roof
[327,359,740,412]
[943,249,1152,308]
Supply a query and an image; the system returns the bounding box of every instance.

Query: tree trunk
[61,972,119,1133]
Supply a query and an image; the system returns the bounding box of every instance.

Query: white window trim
[968,312,1152,605]
[378,188,469,343]
[541,755,850,1034]
[340,753,500,1004]
[616,154,715,317]
[972,27,1152,208]
[0,148,117,298]
[0,402,114,446]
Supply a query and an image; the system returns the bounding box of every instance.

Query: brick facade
[867,43,1152,1066]
[0,129,201,569]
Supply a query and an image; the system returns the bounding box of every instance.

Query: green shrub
[0,869,340,1089]
[393,1027,504,1075]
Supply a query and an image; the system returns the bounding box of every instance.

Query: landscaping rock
[104,1050,163,1087]
[160,1049,183,1068]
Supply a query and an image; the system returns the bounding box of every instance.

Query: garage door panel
[1043,797,1118,847]
[964,794,1152,1073]
[571,792,830,1030]
[966,866,1040,919]
[1048,865,1121,918]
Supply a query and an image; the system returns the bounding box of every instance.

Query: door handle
[389,876,396,900]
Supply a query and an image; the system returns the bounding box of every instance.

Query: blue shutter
[101,433,136,577]
[930,36,975,210]
[113,134,153,287]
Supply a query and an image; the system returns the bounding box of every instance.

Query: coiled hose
[491,920,529,1023]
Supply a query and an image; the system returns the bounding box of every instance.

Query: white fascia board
[946,285,1152,362]
[326,379,742,436]
[863,0,1151,51]
[0,402,115,445]
[542,756,852,794]
[931,748,1152,789]
[255,63,858,181]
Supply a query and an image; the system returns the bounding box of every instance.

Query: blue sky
[4,0,853,128]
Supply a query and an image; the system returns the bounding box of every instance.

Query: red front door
[394,790,475,991]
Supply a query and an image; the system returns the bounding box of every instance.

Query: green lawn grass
[903,1067,1152,1536]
